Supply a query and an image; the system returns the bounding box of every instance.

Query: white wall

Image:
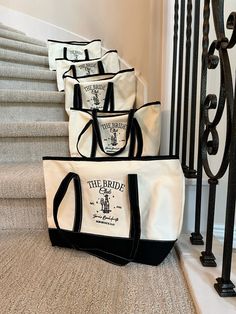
[0,0,163,101]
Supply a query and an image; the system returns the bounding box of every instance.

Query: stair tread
[0,65,56,80]
[0,37,48,56]
[0,23,25,35]
[0,230,195,314]
[0,28,46,47]
[0,89,65,103]
[0,121,68,137]
[0,162,45,198]
[0,48,48,66]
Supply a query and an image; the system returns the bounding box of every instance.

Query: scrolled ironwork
[222,11,236,49]
[201,48,231,181]
[207,41,220,69]
[202,0,234,181]
[199,0,236,296]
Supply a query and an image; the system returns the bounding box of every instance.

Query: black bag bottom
[49,228,176,266]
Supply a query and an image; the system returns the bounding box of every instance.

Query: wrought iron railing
[170,0,236,297]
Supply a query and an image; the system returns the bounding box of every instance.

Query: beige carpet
[0,230,196,314]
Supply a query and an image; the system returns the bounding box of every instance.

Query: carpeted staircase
[0,23,196,313]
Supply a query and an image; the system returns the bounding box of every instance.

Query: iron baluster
[187,0,201,178]
[190,0,210,245]
[212,0,236,297]
[200,179,218,266]
[182,0,193,171]
[170,0,179,156]
[175,0,186,157]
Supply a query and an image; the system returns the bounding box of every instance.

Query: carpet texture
[0,23,25,34]
[0,198,46,229]
[0,37,48,55]
[0,48,48,67]
[0,122,69,162]
[0,162,45,198]
[0,121,68,137]
[0,66,55,80]
[0,88,66,121]
[0,66,57,91]
[0,89,64,103]
[0,137,69,162]
[0,230,196,314]
[0,28,46,46]
[0,162,46,229]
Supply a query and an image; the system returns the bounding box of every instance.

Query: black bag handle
[76,115,143,158]
[63,60,105,80]
[92,109,135,156]
[53,172,82,232]
[76,120,97,158]
[63,47,89,61]
[53,172,141,266]
[97,60,105,74]
[71,65,77,78]
[73,84,83,110]
[62,66,75,79]
[63,47,67,59]
[128,118,143,157]
[73,81,114,112]
[103,82,114,111]
[84,49,89,61]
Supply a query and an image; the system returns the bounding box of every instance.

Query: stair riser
[0,137,69,162]
[0,104,67,122]
[0,79,57,91]
[0,198,47,230]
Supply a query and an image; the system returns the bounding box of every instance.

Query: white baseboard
[214,224,236,248]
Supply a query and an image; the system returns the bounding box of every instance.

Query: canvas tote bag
[69,102,161,158]
[56,50,120,91]
[43,156,185,266]
[47,39,102,71]
[64,69,136,115]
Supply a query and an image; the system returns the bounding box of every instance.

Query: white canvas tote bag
[47,39,102,71]
[56,50,120,91]
[43,156,185,265]
[64,69,136,115]
[69,102,161,158]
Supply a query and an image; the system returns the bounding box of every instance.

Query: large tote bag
[43,156,185,266]
[69,102,161,158]
[47,39,102,71]
[64,69,136,114]
[56,50,120,91]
